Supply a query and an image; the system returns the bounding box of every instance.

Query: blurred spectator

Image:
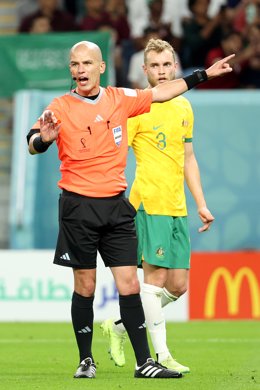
[207,0,228,17]
[198,31,246,88]
[129,0,176,52]
[217,4,240,37]
[80,0,130,43]
[81,0,131,87]
[161,0,227,53]
[18,0,78,32]
[161,0,191,52]
[128,27,183,89]
[125,0,149,40]
[105,0,131,86]
[105,0,130,45]
[232,0,260,35]
[16,0,64,22]
[240,23,260,87]
[181,0,225,69]
[63,0,82,19]
[28,15,52,34]
[80,0,111,31]
[146,0,173,43]
[125,0,189,47]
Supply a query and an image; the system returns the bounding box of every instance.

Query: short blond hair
[144,39,176,64]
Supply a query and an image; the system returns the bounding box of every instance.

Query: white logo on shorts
[60,252,70,260]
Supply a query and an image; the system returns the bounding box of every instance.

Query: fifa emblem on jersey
[156,247,165,259]
[112,126,122,146]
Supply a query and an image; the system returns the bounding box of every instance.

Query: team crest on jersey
[156,247,165,259]
[112,126,122,146]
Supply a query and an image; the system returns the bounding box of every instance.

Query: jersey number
[156,132,166,150]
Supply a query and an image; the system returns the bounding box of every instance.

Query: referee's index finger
[222,53,235,62]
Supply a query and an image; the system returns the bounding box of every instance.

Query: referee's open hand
[39,110,61,143]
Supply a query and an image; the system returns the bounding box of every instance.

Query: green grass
[0,321,259,390]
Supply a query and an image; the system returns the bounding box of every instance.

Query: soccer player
[26,40,233,379]
[101,38,215,373]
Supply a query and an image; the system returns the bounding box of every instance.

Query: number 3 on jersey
[156,131,166,150]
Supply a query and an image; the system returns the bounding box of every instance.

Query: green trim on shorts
[135,211,191,269]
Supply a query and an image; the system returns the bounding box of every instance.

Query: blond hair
[144,39,176,64]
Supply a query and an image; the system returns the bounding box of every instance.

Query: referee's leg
[71,268,96,363]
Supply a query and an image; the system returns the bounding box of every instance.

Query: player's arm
[184,142,214,232]
[151,54,235,102]
[27,110,60,155]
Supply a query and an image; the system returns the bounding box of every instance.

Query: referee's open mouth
[77,76,89,86]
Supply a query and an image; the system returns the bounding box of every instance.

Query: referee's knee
[117,278,140,296]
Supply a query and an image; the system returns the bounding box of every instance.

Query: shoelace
[82,359,95,370]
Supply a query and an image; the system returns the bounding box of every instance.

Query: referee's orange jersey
[32,87,152,197]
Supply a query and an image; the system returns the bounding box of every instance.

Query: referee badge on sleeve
[112,126,122,146]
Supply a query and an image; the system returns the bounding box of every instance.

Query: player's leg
[102,210,171,365]
[141,262,169,357]
[162,268,189,307]
[162,215,190,306]
[140,214,190,373]
[100,317,127,366]
[156,268,190,373]
[111,265,182,378]
[161,286,179,307]
[155,216,191,372]
[101,197,182,378]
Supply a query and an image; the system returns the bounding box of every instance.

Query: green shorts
[135,210,191,269]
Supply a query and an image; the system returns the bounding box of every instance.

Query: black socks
[71,291,94,363]
[119,293,151,366]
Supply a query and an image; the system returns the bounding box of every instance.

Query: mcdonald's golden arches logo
[204,267,260,319]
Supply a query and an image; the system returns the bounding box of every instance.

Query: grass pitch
[0,321,259,390]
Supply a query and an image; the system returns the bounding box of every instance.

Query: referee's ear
[100,61,106,74]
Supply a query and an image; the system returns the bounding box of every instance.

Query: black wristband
[183,69,208,90]
[33,136,53,153]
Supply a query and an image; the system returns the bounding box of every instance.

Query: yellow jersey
[128,95,193,215]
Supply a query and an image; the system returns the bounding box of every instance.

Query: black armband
[33,135,53,153]
[183,69,208,90]
[26,129,40,145]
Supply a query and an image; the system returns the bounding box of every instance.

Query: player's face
[69,44,106,96]
[143,49,177,87]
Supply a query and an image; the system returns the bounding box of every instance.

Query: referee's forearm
[152,78,188,102]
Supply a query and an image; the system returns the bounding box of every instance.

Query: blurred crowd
[1,0,260,88]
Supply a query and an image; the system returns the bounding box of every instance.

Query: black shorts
[53,190,138,269]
